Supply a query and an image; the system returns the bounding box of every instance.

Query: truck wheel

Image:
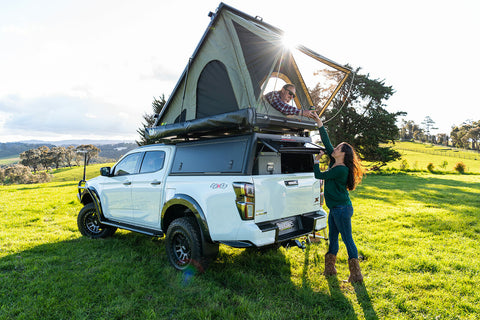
[77,203,117,239]
[165,217,208,272]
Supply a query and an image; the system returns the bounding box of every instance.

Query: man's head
[280,84,296,103]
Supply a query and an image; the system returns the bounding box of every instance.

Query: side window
[113,153,142,176]
[139,151,165,174]
[171,136,249,174]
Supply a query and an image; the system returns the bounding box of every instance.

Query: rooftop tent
[146,2,351,141]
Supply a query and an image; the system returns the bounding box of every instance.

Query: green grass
[383,141,480,173]
[50,163,115,182]
[0,156,19,166]
[1,166,480,318]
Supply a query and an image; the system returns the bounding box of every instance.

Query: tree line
[399,118,480,151]
[1,144,101,185]
[451,121,480,150]
[19,144,100,173]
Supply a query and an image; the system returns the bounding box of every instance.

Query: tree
[137,95,166,146]
[450,120,480,150]
[3,164,33,184]
[421,116,438,142]
[75,145,100,165]
[468,125,480,151]
[20,148,41,173]
[399,120,423,141]
[436,133,449,146]
[37,146,51,169]
[64,146,76,167]
[0,164,51,185]
[450,126,464,148]
[49,146,67,169]
[421,116,437,135]
[311,66,405,167]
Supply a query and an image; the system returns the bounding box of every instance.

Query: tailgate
[253,173,321,223]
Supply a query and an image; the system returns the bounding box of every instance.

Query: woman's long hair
[340,142,364,191]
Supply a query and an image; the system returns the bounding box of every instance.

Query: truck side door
[130,150,167,228]
[100,152,142,222]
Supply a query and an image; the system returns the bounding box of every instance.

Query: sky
[1,0,479,143]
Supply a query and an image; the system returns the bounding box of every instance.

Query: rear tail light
[233,182,255,220]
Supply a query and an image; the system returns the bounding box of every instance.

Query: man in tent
[264,84,315,118]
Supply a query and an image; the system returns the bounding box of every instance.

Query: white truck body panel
[82,137,327,248]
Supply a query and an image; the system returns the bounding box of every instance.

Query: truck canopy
[147,2,351,141]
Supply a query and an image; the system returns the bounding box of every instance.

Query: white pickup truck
[77,132,327,271]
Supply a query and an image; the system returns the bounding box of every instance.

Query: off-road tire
[77,203,117,239]
[165,217,214,272]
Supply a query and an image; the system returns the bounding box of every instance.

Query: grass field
[1,154,480,319]
[0,156,19,166]
[49,163,115,182]
[382,141,480,173]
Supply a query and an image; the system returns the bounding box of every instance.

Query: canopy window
[258,138,325,154]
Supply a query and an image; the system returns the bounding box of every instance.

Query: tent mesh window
[232,21,280,99]
[196,60,239,118]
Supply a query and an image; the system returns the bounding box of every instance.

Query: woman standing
[312,112,365,282]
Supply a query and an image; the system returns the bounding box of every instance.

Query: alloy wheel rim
[173,233,191,265]
[85,211,101,234]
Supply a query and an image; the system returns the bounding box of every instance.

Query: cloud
[0,94,142,140]
[139,61,182,82]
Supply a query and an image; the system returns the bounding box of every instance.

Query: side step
[101,220,164,237]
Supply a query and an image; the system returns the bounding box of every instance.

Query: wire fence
[396,147,480,161]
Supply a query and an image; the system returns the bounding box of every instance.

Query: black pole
[82,152,87,181]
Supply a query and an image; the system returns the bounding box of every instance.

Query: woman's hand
[312,112,323,127]
[315,151,325,161]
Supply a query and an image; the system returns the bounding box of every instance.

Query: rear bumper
[221,210,327,248]
[257,211,327,242]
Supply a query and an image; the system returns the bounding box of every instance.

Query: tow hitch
[283,239,306,251]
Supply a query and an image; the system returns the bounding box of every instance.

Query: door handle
[284,180,298,186]
[123,181,132,186]
[151,181,162,185]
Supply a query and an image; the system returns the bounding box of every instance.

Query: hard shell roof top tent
[146,2,351,142]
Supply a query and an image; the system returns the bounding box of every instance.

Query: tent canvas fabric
[146,2,351,141]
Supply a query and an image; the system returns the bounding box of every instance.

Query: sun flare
[281,32,297,51]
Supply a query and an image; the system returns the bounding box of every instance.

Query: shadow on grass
[209,246,347,319]
[303,245,378,320]
[204,242,380,319]
[14,182,77,191]
[0,233,176,319]
[0,227,383,319]
[352,282,379,320]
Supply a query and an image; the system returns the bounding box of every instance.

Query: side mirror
[100,167,111,177]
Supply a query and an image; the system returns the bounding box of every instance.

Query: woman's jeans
[327,205,358,259]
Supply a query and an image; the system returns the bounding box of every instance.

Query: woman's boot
[348,258,363,283]
[324,253,337,276]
